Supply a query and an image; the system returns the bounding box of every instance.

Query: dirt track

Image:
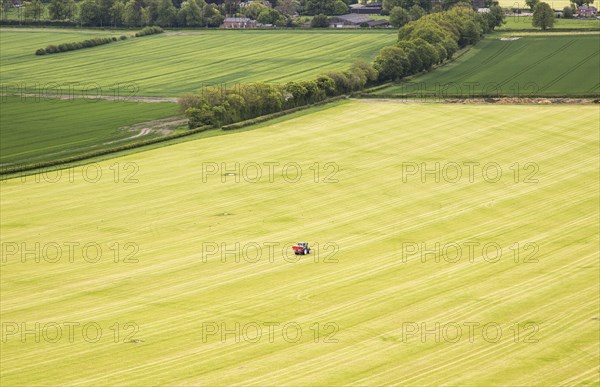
[104,116,188,144]
[444,97,599,104]
[358,97,599,105]
[1,93,178,103]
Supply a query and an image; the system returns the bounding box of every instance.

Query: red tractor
[292,242,311,255]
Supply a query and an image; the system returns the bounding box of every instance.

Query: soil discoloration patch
[105,116,187,144]
[1,93,178,103]
[359,97,597,104]
[444,97,598,104]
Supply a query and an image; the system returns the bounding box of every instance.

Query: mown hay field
[1,100,598,385]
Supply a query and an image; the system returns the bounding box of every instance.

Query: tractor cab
[292,242,311,255]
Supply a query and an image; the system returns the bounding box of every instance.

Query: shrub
[389,6,410,28]
[410,38,439,70]
[351,60,379,85]
[315,75,336,97]
[396,41,422,73]
[37,36,116,55]
[284,81,309,106]
[344,70,366,91]
[120,35,128,40]
[45,45,59,54]
[374,46,410,82]
[35,48,47,55]
[178,93,204,114]
[323,71,352,94]
[135,26,164,37]
[186,107,212,129]
[311,14,329,28]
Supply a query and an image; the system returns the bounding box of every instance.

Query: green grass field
[1,100,598,385]
[498,16,600,30]
[373,34,600,97]
[0,97,178,168]
[0,28,397,97]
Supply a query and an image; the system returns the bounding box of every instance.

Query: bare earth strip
[104,117,188,145]
[0,93,178,103]
[358,97,598,104]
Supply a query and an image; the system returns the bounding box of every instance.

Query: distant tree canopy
[562,5,573,18]
[383,0,431,12]
[571,0,594,7]
[304,0,335,15]
[310,13,329,27]
[389,6,410,28]
[525,0,539,10]
[532,2,555,30]
[53,0,229,27]
[24,0,44,21]
[275,0,299,16]
[48,0,76,20]
[11,0,505,28]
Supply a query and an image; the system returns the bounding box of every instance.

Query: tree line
[179,5,506,129]
[179,61,379,128]
[0,0,226,27]
[374,4,504,81]
[2,0,357,27]
[6,0,513,28]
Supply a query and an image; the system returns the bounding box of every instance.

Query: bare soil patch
[444,97,599,104]
[104,116,187,144]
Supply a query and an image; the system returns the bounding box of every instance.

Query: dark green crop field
[373,34,600,98]
[0,97,178,168]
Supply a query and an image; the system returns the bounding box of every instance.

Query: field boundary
[0,121,209,177]
[0,95,348,177]
[0,93,179,103]
[358,95,600,103]
[361,44,475,96]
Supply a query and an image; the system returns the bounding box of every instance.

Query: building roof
[223,17,255,22]
[367,19,389,26]
[331,14,374,24]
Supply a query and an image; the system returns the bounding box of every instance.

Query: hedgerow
[180,60,377,129]
[35,37,115,55]
[134,26,164,37]
[34,27,161,56]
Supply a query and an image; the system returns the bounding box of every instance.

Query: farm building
[349,3,383,14]
[577,5,597,17]
[329,14,389,28]
[222,17,257,28]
